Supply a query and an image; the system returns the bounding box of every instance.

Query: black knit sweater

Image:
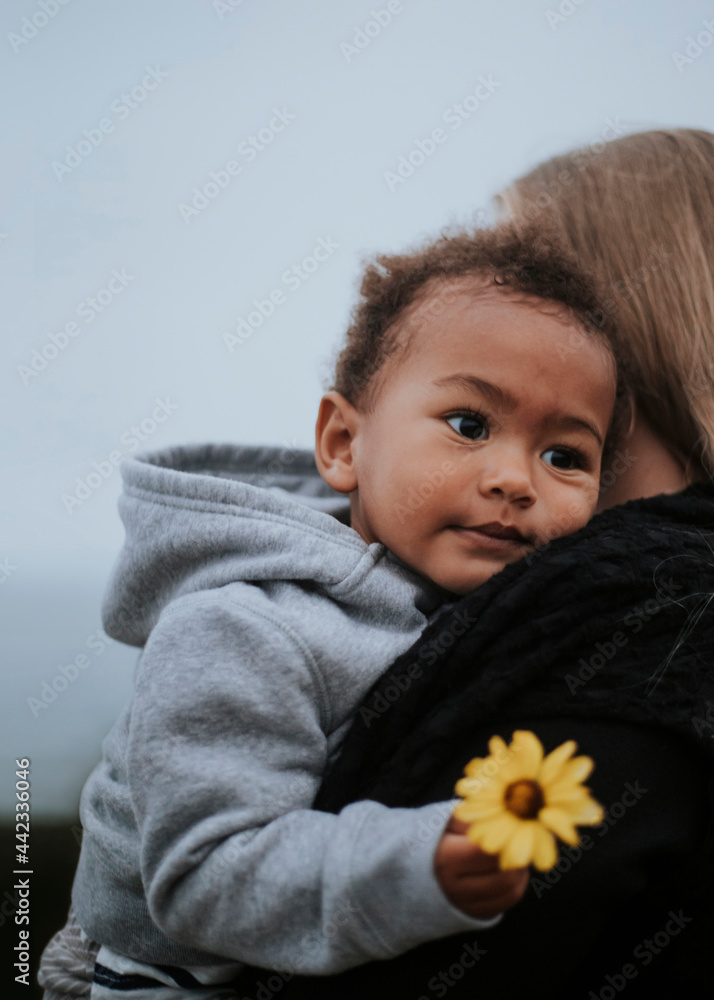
[236,483,714,999]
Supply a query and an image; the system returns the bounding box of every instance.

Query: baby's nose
[478,454,536,505]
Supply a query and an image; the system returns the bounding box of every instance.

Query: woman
[238,129,714,997]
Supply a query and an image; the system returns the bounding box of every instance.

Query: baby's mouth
[450,521,533,551]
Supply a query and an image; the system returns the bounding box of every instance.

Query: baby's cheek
[581,478,602,516]
[549,493,597,540]
[567,491,599,531]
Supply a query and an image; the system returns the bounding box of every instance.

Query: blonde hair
[499,128,714,480]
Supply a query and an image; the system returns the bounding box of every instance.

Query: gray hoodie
[71,442,496,975]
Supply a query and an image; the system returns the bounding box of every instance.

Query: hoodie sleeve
[126,589,499,973]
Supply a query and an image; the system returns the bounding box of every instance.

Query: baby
[39,224,623,999]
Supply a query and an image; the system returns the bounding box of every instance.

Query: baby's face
[348,281,616,595]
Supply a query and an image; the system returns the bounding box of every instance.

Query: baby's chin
[425,559,523,597]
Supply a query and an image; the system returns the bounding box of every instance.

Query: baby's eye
[446,412,489,441]
[542,447,582,470]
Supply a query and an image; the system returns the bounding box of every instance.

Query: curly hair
[328,222,631,462]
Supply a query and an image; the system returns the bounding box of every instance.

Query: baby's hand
[434,816,529,919]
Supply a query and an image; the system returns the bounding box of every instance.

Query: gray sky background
[3,0,714,816]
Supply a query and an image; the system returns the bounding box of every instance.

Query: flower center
[504,779,544,819]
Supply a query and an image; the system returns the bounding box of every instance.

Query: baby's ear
[314,392,360,494]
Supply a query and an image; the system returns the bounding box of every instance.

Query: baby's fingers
[444,815,471,836]
[434,831,529,918]
[435,832,502,877]
[447,866,529,919]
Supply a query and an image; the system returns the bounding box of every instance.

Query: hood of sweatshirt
[102,442,450,647]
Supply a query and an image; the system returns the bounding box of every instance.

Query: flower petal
[566,797,604,825]
[539,740,577,785]
[469,813,520,854]
[454,777,476,797]
[453,801,505,823]
[546,792,604,826]
[531,824,558,871]
[545,756,594,797]
[455,776,503,798]
[479,736,527,785]
[546,787,593,806]
[488,736,508,758]
[539,807,580,845]
[463,757,487,777]
[511,731,544,778]
[500,820,536,868]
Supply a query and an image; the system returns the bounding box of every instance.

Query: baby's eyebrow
[432,372,603,446]
[540,412,603,446]
[431,373,516,410]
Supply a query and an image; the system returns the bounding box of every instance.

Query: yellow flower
[452,730,604,871]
